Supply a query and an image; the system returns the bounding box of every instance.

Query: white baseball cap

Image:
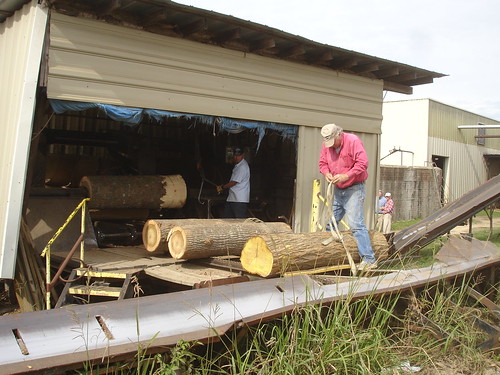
[321,124,343,147]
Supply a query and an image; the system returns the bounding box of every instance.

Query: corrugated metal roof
[2,0,445,95]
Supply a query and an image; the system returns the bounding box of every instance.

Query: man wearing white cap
[380,192,394,234]
[319,123,377,271]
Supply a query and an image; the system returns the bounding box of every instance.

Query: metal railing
[40,198,90,309]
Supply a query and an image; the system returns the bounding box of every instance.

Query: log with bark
[143,218,247,254]
[80,175,187,209]
[168,221,293,260]
[240,230,389,277]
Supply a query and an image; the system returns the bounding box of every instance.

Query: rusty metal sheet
[435,236,499,265]
[393,174,500,253]
[0,275,321,374]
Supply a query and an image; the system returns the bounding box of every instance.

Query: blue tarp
[49,99,297,150]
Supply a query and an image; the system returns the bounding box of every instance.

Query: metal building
[381,99,500,204]
[0,0,444,279]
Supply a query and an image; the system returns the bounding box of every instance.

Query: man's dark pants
[224,202,248,218]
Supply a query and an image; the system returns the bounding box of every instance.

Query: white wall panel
[0,1,48,279]
[428,137,495,202]
[48,13,383,134]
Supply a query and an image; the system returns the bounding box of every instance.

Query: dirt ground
[449,211,498,236]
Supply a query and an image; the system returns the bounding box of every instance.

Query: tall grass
[70,214,498,374]
[75,273,498,375]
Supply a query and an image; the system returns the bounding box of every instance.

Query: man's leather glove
[216,185,223,194]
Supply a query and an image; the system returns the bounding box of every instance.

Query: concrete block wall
[379,165,442,221]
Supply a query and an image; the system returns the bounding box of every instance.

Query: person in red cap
[318,123,377,271]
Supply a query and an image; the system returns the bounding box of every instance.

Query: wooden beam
[390,71,417,82]
[383,81,413,95]
[142,8,168,28]
[279,44,305,58]
[403,76,434,86]
[250,37,276,52]
[178,18,206,36]
[329,57,359,69]
[350,63,379,74]
[374,67,399,78]
[214,27,241,43]
[307,50,334,64]
[96,0,121,17]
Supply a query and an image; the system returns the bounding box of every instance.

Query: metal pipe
[457,125,500,129]
[380,147,414,166]
[48,234,84,290]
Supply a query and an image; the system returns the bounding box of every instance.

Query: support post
[80,200,86,267]
[310,179,321,232]
[45,245,51,310]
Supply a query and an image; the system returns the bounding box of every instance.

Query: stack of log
[142,219,390,278]
[143,218,246,254]
[142,219,292,258]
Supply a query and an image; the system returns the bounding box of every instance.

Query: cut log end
[241,231,389,278]
[240,237,274,277]
[168,227,187,259]
[143,219,161,252]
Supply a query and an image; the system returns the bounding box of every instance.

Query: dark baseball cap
[233,147,244,155]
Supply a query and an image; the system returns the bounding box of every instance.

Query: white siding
[381,100,430,166]
[428,137,496,202]
[0,1,48,278]
[48,13,383,134]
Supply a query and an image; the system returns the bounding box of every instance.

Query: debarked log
[143,218,247,254]
[168,221,293,260]
[80,175,187,209]
[240,230,389,277]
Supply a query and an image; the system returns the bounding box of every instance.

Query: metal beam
[393,174,500,253]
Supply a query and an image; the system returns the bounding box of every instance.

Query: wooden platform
[51,245,250,288]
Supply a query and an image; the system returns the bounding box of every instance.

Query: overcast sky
[175,0,500,121]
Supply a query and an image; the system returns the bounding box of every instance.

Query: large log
[168,221,293,260]
[80,175,187,209]
[143,218,247,254]
[240,231,389,277]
